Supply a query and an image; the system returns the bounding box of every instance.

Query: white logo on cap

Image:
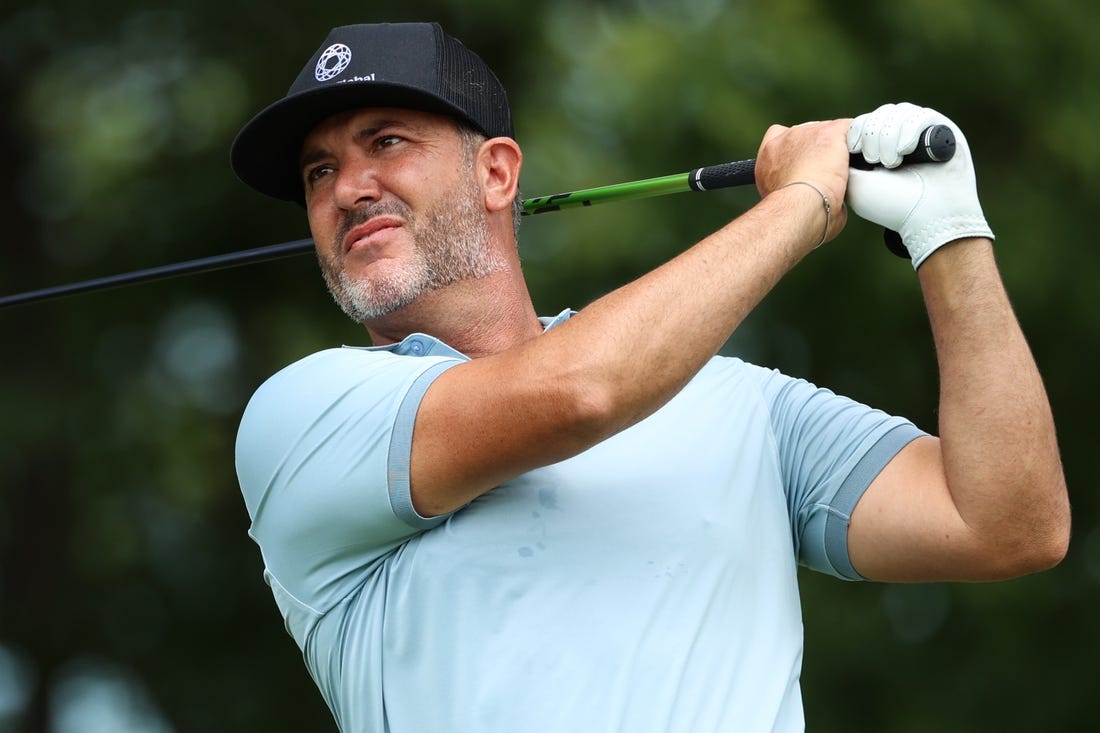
[315,43,352,82]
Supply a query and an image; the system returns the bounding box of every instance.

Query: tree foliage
[1,1,1096,730]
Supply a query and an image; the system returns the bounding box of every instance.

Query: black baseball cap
[231,22,514,203]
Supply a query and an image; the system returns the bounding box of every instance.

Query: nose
[332,154,383,210]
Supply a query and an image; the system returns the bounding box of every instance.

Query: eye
[375,134,404,149]
[304,164,335,185]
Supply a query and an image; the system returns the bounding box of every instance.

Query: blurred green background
[1,0,1097,731]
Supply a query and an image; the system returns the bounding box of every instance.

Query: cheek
[306,203,339,242]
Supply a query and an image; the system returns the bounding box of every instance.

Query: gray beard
[317,176,506,323]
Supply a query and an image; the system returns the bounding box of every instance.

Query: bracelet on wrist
[781,180,831,248]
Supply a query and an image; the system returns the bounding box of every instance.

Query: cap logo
[315,43,352,82]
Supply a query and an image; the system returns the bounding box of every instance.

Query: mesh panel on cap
[437,28,512,139]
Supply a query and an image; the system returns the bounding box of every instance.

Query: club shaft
[0,161,756,310]
[0,123,955,310]
[0,239,317,309]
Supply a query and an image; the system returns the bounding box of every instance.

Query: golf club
[0,125,954,310]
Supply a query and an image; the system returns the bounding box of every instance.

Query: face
[300,108,506,323]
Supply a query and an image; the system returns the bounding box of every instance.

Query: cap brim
[230,82,474,203]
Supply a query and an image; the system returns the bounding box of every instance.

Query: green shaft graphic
[522,173,694,215]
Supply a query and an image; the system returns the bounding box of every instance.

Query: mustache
[334,200,414,252]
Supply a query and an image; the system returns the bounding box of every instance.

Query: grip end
[922,124,956,163]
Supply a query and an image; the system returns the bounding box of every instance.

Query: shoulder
[693,355,786,398]
[703,356,850,413]
[247,346,452,409]
[236,347,459,459]
[260,346,406,386]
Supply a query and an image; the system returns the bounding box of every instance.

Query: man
[231,22,1069,733]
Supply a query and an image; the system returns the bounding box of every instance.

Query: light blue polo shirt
[235,310,924,732]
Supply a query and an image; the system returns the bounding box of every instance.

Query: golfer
[232,21,1069,733]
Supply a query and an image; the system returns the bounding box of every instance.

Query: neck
[364,266,543,358]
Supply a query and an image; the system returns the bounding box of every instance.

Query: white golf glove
[846,103,994,269]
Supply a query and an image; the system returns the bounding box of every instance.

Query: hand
[846,103,994,269]
[755,119,852,246]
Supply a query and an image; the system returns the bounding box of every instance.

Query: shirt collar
[346,308,575,359]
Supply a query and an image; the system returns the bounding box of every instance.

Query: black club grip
[687,159,757,191]
[687,125,955,194]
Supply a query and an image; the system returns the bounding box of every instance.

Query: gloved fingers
[846,115,864,157]
[840,101,902,165]
[877,102,932,168]
[848,102,947,169]
[871,105,906,168]
[847,107,881,164]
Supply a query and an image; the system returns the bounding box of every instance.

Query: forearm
[557,184,822,429]
[918,239,1070,567]
[542,117,854,436]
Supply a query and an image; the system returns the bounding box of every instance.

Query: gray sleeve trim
[824,423,928,580]
[387,360,462,530]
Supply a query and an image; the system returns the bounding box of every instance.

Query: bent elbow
[1029,512,1071,573]
[995,493,1072,578]
[1006,532,1069,578]
[550,363,662,449]
[561,380,623,445]
[1030,478,1072,573]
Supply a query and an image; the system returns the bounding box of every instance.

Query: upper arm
[408,340,611,517]
[753,365,925,579]
[236,349,458,605]
[847,435,1008,582]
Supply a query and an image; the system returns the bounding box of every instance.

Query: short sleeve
[754,367,927,580]
[235,347,462,612]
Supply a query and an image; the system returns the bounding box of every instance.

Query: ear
[477,137,523,214]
